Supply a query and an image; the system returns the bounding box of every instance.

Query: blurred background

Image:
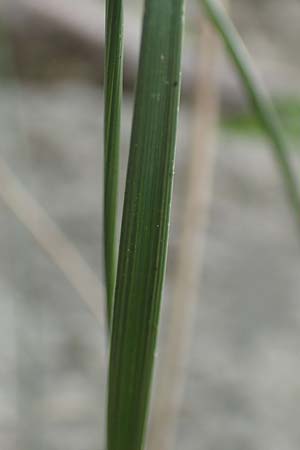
[0,0,300,449]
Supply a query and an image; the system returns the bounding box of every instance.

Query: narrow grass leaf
[107,0,185,449]
[104,0,123,326]
[202,0,300,228]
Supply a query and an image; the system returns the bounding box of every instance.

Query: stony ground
[0,82,299,450]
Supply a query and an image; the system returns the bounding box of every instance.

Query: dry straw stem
[0,159,105,333]
[147,8,223,450]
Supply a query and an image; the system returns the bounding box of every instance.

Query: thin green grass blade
[202,0,300,228]
[104,0,123,327]
[107,0,185,449]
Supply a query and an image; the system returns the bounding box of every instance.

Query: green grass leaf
[202,0,300,228]
[104,0,123,327]
[223,97,300,140]
[106,0,184,448]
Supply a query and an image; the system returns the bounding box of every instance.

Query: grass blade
[148,11,223,450]
[202,0,300,228]
[104,0,123,326]
[107,0,185,449]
